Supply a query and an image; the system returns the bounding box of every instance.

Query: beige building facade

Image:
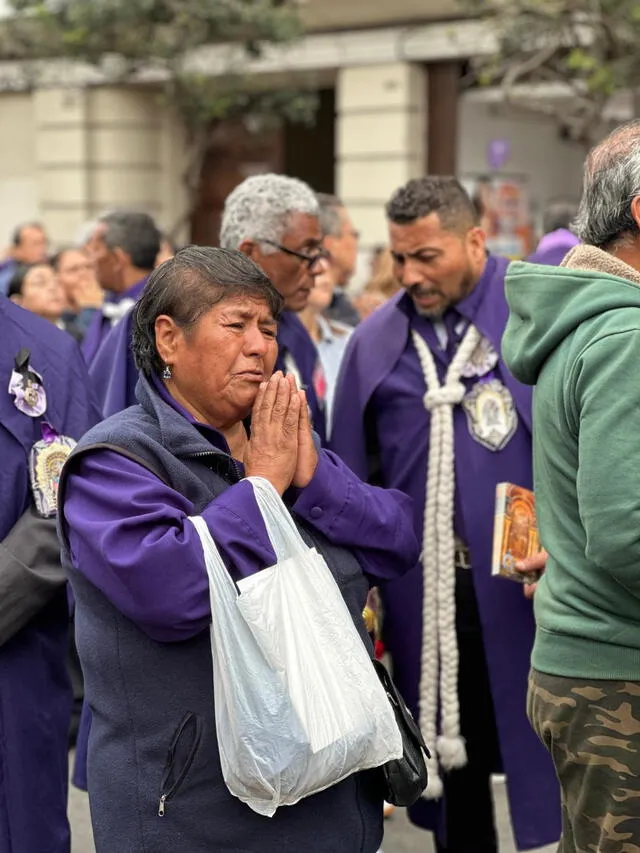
[0,86,187,248]
[0,1,592,256]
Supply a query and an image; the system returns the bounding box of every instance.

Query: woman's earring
[162,364,172,380]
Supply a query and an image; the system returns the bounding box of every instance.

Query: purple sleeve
[64,451,276,643]
[292,449,419,581]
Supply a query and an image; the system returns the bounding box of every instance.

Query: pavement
[68,770,557,853]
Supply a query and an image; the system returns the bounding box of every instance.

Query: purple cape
[89,308,138,418]
[81,278,148,367]
[330,258,561,851]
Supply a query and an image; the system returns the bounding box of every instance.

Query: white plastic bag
[188,477,401,817]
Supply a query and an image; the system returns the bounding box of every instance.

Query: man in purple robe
[0,294,99,852]
[221,174,329,443]
[81,210,161,366]
[331,177,561,853]
[526,199,579,266]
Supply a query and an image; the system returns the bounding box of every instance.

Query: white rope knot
[424,382,466,411]
[411,324,482,801]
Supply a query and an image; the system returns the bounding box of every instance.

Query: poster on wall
[462,174,533,260]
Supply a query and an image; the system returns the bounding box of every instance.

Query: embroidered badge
[462,379,518,452]
[29,423,76,517]
[460,336,499,379]
[8,348,47,417]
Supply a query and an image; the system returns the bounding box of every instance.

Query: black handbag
[373,658,430,807]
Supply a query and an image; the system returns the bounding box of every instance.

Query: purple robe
[526,229,579,266]
[330,257,561,851]
[81,278,147,367]
[88,308,139,418]
[0,296,100,852]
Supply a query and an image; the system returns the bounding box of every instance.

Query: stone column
[34,85,190,243]
[86,86,162,221]
[336,62,427,250]
[0,93,38,244]
[34,87,91,244]
[159,106,190,244]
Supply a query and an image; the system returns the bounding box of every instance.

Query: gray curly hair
[574,120,640,249]
[219,174,319,252]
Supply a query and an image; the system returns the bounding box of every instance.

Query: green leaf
[566,47,597,73]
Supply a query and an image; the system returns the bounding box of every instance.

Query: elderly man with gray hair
[503,119,640,852]
[221,173,329,442]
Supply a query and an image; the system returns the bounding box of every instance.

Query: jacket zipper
[158,712,204,817]
[186,451,242,484]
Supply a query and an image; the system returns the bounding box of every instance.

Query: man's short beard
[415,303,445,320]
[411,271,476,320]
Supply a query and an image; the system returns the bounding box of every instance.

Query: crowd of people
[3,118,640,853]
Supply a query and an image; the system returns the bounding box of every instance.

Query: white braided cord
[411,325,481,797]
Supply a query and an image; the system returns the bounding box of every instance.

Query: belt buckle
[454,539,471,570]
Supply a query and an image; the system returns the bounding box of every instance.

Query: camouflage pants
[528,669,640,853]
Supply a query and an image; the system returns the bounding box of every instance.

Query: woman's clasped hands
[244,371,318,496]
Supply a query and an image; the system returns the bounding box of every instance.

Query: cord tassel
[412,326,480,796]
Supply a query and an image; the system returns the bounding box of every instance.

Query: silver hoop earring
[162,365,172,380]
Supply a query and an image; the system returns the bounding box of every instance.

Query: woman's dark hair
[132,245,283,377]
[8,263,39,298]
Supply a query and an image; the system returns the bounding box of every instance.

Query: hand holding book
[492,483,545,588]
[514,550,547,598]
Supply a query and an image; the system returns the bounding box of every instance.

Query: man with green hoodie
[503,119,640,853]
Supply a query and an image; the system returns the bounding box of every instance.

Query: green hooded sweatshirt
[503,245,640,680]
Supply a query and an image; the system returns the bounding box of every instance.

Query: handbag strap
[373,660,430,756]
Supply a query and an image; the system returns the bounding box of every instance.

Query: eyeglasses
[257,238,329,269]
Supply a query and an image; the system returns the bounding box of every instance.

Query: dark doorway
[427,62,462,176]
[190,88,335,246]
[284,88,335,195]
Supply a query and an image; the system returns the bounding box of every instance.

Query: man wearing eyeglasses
[331,177,561,853]
[221,173,330,443]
